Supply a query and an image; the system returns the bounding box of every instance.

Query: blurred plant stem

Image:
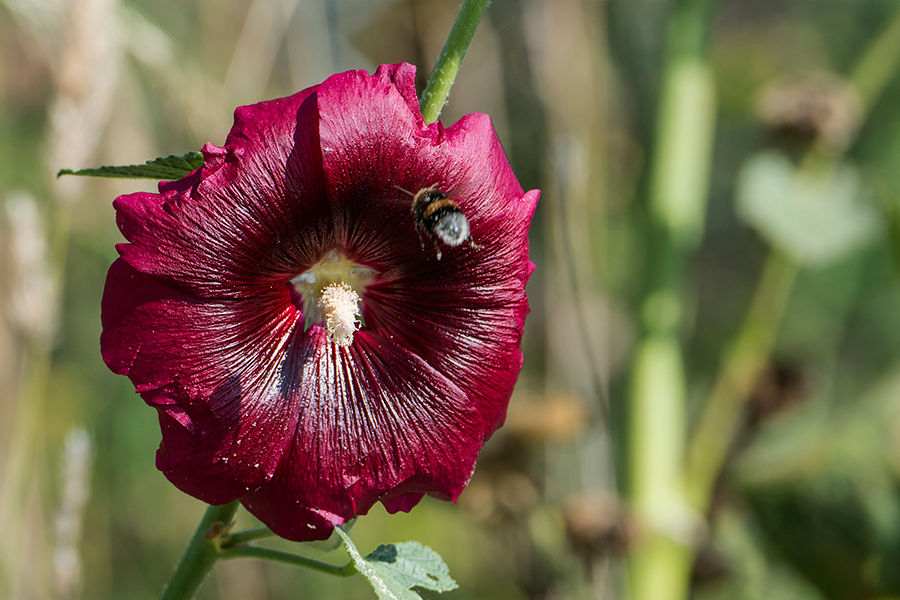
[684,251,797,512]
[850,6,900,112]
[419,0,490,124]
[627,0,716,597]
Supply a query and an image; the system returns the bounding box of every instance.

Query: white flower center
[319,282,361,347]
[290,249,377,348]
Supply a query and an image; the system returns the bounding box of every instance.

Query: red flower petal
[102,259,303,503]
[240,330,482,540]
[115,88,331,298]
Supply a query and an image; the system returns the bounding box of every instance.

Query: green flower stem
[684,250,797,511]
[627,0,716,599]
[160,506,363,599]
[159,501,240,600]
[419,0,491,124]
[221,526,278,547]
[221,546,357,577]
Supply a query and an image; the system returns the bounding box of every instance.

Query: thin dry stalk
[225,0,302,103]
[52,429,92,600]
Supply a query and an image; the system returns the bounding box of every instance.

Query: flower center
[290,249,378,347]
[319,283,360,347]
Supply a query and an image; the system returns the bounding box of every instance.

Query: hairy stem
[419,0,491,124]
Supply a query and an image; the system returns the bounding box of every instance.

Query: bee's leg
[415,226,427,251]
[432,238,443,260]
[467,237,482,250]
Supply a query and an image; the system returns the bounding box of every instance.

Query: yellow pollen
[319,282,361,347]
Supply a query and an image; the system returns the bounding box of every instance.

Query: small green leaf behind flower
[335,527,458,600]
[736,150,884,267]
[57,151,204,180]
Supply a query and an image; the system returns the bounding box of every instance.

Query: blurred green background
[5,0,900,599]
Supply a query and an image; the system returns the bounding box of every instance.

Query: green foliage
[336,528,458,600]
[57,151,204,180]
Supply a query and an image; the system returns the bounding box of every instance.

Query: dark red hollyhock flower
[101,63,538,541]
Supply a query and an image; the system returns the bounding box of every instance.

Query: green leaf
[736,151,884,267]
[57,151,204,180]
[335,527,458,600]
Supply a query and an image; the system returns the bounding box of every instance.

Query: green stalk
[161,506,362,599]
[627,0,716,599]
[629,336,695,600]
[684,251,797,512]
[221,546,356,577]
[221,526,278,547]
[419,0,491,124]
[159,501,239,600]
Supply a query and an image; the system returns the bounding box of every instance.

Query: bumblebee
[409,187,479,260]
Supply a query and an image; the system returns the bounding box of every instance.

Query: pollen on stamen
[319,282,362,347]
